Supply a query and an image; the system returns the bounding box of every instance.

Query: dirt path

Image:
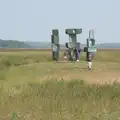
[39,71,120,84]
[11,61,120,85]
[38,62,120,84]
[70,71,120,84]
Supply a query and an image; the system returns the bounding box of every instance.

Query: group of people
[63,49,95,70]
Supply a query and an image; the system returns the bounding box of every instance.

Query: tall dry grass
[0,80,120,119]
[0,49,119,119]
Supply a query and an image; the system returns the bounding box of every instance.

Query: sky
[0,0,120,44]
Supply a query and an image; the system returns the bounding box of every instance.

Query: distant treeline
[0,39,120,49]
[0,39,31,48]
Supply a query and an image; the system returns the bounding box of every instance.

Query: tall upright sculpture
[87,29,97,53]
[65,28,82,61]
[84,29,97,69]
[51,29,60,61]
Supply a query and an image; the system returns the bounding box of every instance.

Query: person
[63,51,67,60]
[76,48,81,62]
[86,52,92,70]
[74,49,79,62]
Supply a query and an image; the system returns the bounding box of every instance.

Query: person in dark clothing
[75,48,81,62]
[86,52,92,70]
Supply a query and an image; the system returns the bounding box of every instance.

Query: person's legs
[88,61,92,69]
[76,49,81,62]
[76,51,79,62]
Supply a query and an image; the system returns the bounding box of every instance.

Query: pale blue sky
[0,0,119,44]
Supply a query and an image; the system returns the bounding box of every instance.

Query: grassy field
[0,49,120,119]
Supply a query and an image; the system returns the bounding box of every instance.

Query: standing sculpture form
[84,29,97,69]
[51,29,60,61]
[65,28,82,61]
